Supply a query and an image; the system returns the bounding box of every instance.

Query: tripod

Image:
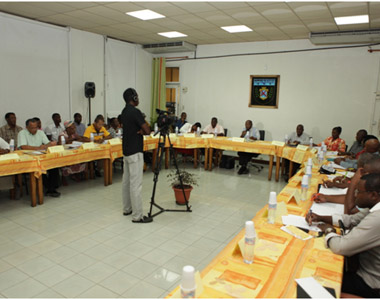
[148,128,192,219]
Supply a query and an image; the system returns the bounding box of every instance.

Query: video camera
[156,109,174,129]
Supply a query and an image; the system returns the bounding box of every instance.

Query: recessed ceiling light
[221,25,252,33]
[334,15,369,25]
[158,31,188,38]
[126,9,165,21]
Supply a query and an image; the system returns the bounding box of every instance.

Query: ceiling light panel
[221,25,252,33]
[335,15,369,25]
[126,9,165,20]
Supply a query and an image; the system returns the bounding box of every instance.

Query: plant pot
[173,186,193,205]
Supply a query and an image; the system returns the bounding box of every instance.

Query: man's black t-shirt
[120,104,145,156]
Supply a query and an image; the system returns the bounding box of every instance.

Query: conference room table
[0,152,40,207]
[167,162,344,298]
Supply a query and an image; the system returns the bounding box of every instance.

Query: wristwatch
[324,227,336,235]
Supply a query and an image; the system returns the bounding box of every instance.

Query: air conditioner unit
[310,29,380,45]
[143,41,196,54]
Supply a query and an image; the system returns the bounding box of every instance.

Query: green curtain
[150,57,166,125]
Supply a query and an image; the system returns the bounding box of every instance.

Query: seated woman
[59,120,90,184]
[321,126,346,153]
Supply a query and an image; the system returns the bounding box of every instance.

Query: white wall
[0,13,153,129]
[166,40,380,147]
[0,13,70,129]
[70,29,105,125]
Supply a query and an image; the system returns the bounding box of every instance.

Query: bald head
[365,139,380,154]
[363,155,380,174]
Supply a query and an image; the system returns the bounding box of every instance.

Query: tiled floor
[0,159,286,298]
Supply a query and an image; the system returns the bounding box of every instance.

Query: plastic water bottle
[245,131,250,142]
[214,128,218,138]
[60,136,65,146]
[301,175,309,201]
[196,127,200,136]
[9,139,14,152]
[284,134,289,144]
[309,137,313,149]
[117,129,122,138]
[180,265,196,298]
[243,221,256,264]
[268,192,277,224]
[175,126,179,135]
[306,165,312,185]
[154,123,158,133]
[322,145,327,156]
[90,133,94,142]
[307,158,313,167]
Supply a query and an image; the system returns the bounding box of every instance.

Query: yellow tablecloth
[167,167,343,298]
[209,138,276,155]
[0,152,40,177]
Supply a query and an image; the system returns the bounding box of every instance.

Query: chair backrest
[224,128,228,136]
[259,130,265,141]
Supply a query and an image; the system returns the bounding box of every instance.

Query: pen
[307,209,312,225]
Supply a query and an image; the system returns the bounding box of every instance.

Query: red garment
[355,149,365,159]
[323,136,346,152]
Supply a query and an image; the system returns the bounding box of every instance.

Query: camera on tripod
[156,109,174,129]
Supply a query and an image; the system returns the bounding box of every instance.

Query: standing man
[237,120,260,175]
[74,113,86,136]
[0,112,23,149]
[120,88,152,223]
[45,113,64,142]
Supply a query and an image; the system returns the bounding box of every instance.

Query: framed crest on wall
[249,75,280,109]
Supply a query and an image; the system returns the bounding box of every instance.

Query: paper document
[282,215,321,232]
[330,162,347,170]
[336,171,355,178]
[295,277,335,298]
[326,151,338,156]
[311,202,344,216]
[319,186,348,195]
[69,141,83,148]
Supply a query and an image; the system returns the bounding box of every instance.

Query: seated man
[288,124,310,145]
[338,129,367,156]
[45,113,65,142]
[314,153,379,214]
[0,112,23,149]
[237,120,260,175]
[108,117,120,138]
[74,113,86,136]
[0,137,13,194]
[284,124,310,181]
[83,115,112,177]
[175,112,187,130]
[83,115,112,143]
[334,137,379,170]
[307,173,380,298]
[18,118,60,197]
[201,117,224,136]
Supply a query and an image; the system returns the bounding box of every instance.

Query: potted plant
[167,169,198,205]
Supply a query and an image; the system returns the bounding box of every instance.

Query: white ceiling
[0,1,379,45]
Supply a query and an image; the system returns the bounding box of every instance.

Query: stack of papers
[282,215,321,232]
[330,162,347,170]
[319,186,348,195]
[310,202,344,216]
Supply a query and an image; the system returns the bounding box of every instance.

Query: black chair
[224,128,228,136]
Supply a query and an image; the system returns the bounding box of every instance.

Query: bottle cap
[245,221,256,238]
[181,265,196,290]
[268,191,277,205]
[302,175,309,186]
